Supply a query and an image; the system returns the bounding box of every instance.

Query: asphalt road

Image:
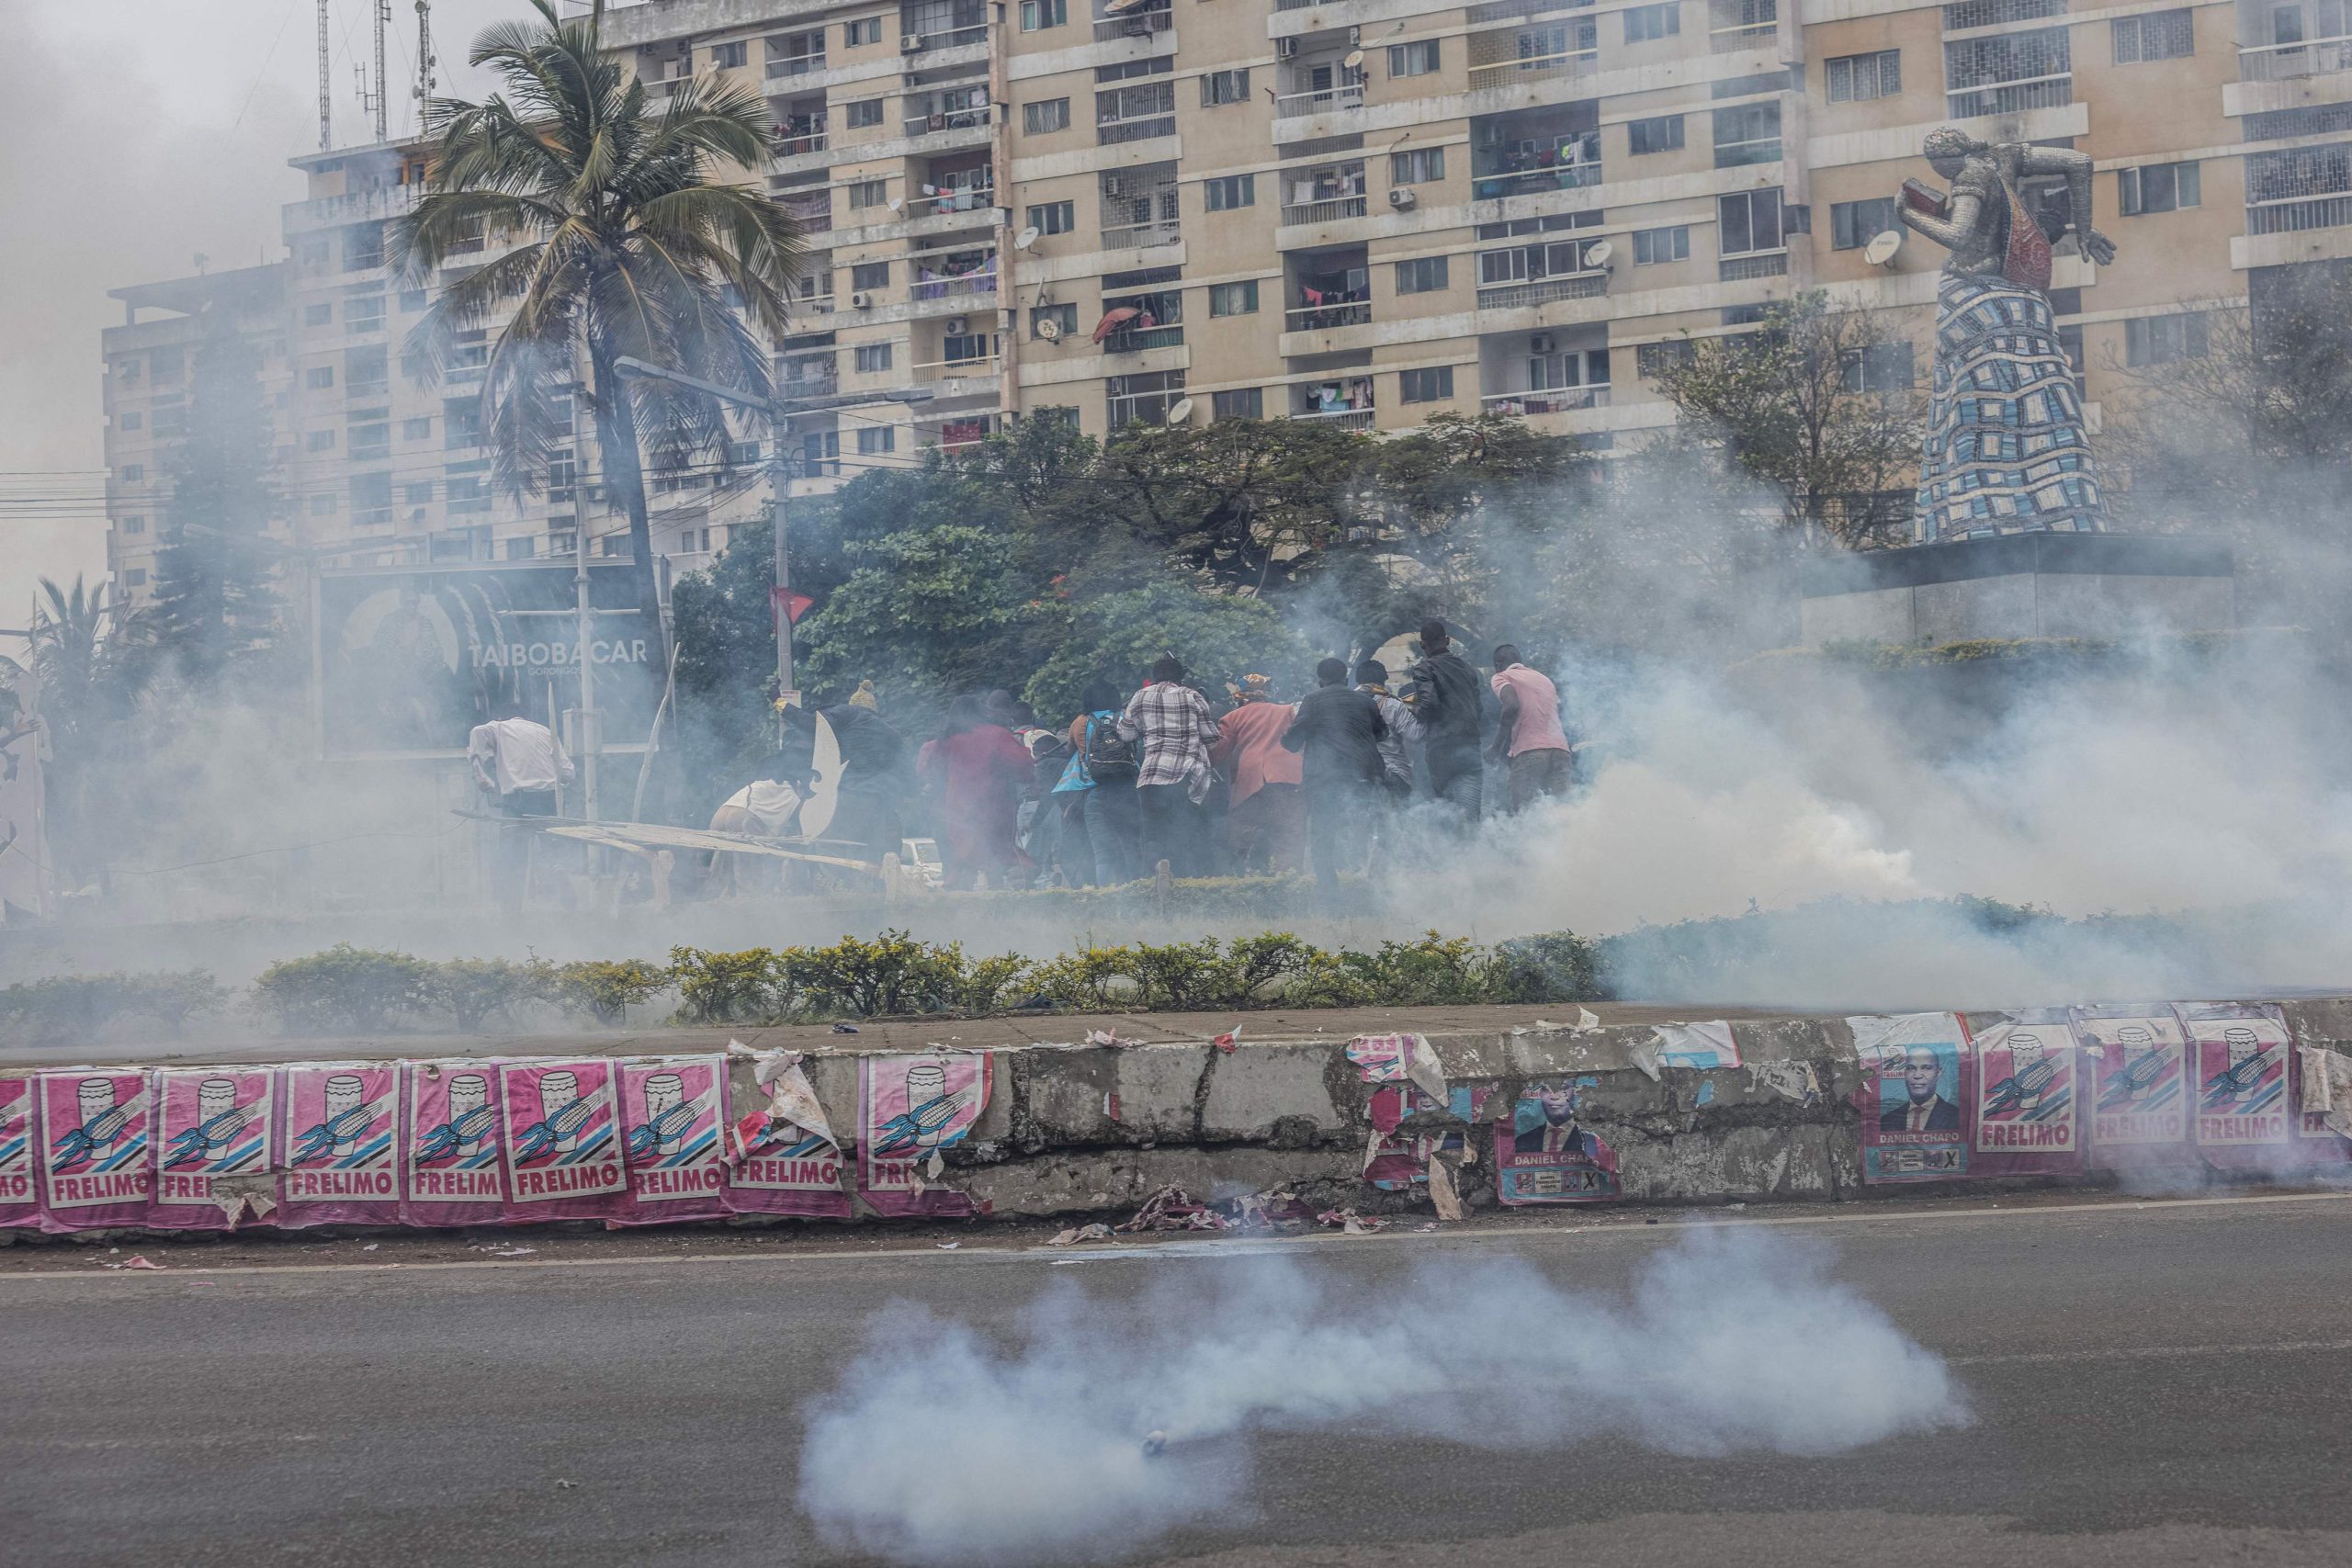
[6,1193,2352,1567]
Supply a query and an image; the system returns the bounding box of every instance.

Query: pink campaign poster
[151,1068,277,1231]
[278,1064,401,1226]
[0,1076,40,1228]
[2072,1006,2194,1168]
[1494,1080,1621,1204]
[37,1070,153,1229]
[404,1062,510,1226]
[859,1052,989,1218]
[2183,1003,2294,1159]
[614,1056,729,1224]
[725,1050,852,1220]
[498,1058,628,1222]
[1971,1009,2082,1178]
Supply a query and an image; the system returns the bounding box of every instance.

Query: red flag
[770,586,815,626]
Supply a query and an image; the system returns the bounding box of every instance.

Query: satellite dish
[1165,396,1195,426]
[886,196,903,212]
[1014,225,1040,250]
[1864,230,1904,267]
[1343,48,1365,68]
[1036,317,1063,342]
[799,709,842,840]
[1583,239,1613,268]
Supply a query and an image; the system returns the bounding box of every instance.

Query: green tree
[1023,579,1311,718]
[1653,289,1926,547]
[392,0,804,676]
[151,321,281,679]
[0,577,153,884]
[797,524,1046,716]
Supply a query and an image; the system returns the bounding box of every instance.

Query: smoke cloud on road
[797,1229,1967,1564]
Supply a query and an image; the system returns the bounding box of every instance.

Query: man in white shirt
[467,701,574,909]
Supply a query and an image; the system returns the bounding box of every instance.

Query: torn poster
[860,1051,989,1218]
[1745,1059,1822,1107]
[724,1048,851,1220]
[2181,1002,2293,1151]
[1653,1021,1743,1070]
[1850,1012,1972,1184]
[1343,1035,1412,1083]
[1971,1009,2082,1177]
[614,1056,730,1224]
[2072,1006,2191,1157]
[1494,1080,1621,1203]
[1362,1084,1467,1190]
[499,1058,628,1222]
[0,1076,40,1229]
[38,1069,154,1229]
[277,1063,401,1228]
[2299,1046,2352,1143]
[150,1067,276,1230]
[403,1061,509,1227]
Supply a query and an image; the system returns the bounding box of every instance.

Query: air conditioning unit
[945,315,969,334]
[1530,333,1555,355]
[851,290,873,308]
[901,33,924,51]
[1386,187,1416,209]
[1275,37,1298,58]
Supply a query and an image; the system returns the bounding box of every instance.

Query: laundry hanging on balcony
[1091,306,1142,343]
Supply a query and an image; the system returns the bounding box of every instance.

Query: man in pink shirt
[1208,674,1305,873]
[1487,645,1573,811]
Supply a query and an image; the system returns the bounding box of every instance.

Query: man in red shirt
[1487,644,1573,812]
[1209,674,1304,874]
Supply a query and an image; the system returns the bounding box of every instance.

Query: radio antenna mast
[374,0,391,141]
[316,0,333,150]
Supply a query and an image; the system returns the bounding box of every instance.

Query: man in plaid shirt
[1118,652,1220,875]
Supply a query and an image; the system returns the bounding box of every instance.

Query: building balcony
[904,22,989,51]
[1718,248,1790,280]
[1093,5,1173,43]
[1945,73,2072,118]
[904,104,991,136]
[775,123,829,156]
[1098,111,1176,145]
[1710,20,1774,51]
[1282,194,1369,226]
[1291,404,1374,430]
[1101,218,1182,251]
[1476,273,1607,310]
[780,194,833,232]
[1285,299,1371,330]
[765,52,827,79]
[287,184,421,233]
[1102,324,1184,353]
[1480,385,1607,417]
[1274,83,1363,118]
[2248,192,2352,233]
[2238,35,2352,82]
[1467,46,1597,92]
[910,269,998,304]
[1472,161,1601,201]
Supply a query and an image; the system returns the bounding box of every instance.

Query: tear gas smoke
[797,1229,1968,1565]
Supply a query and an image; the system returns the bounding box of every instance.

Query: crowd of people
[742,621,1577,895]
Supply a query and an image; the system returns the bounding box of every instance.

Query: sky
[0,0,537,628]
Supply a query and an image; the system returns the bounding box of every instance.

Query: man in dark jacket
[1401,620,1484,825]
[1282,657,1387,895]
[819,687,907,863]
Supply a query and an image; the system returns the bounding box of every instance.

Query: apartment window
[1825,50,1900,103]
[2119,160,2200,215]
[1106,369,1186,427]
[856,425,896,455]
[1029,199,1076,236]
[1209,280,1260,317]
[2113,9,2193,63]
[1023,97,1071,134]
[1211,388,1263,419]
[1839,342,1915,392]
[1398,366,1454,403]
[352,423,390,457]
[343,222,385,271]
[400,288,427,312]
[845,98,885,129]
[119,411,143,431]
[345,297,385,331]
[445,397,481,448]
[1623,3,1679,42]
[152,405,187,436]
[852,261,890,290]
[122,569,147,588]
[845,16,884,44]
[121,464,144,481]
[306,429,336,452]
[305,302,334,326]
[1202,69,1250,107]
[300,240,330,267]
[848,179,889,209]
[1831,196,1901,250]
[854,342,894,372]
[1097,79,1176,144]
[121,516,145,535]
[311,493,337,516]
[1712,102,1781,168]
[2126,311,2210,366]
[1717,187,1785,254]
[1628,115,1684,155]
[1388,40,1441,76]
[1633,225,1690,264]
[506,538,537,560]
[406,482,435,505]
[305,366,334,389]
[1033,302,1079,339]
[1945,28,2071,117]
[712,39,747,67]
[1395,256,1450,294]
[446,475,490,514]
[1391,148,1445,185]
[1020,0,1065,28]
[944,332,992,363]
[1204,174,1255,211]
[403,417,433,440]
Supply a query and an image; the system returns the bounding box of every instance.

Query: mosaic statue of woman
[1897,130,2116,543]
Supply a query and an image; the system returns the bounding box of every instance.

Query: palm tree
[392,0,803,674]
[1,576,152,882]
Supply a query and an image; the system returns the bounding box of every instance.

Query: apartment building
[103,0,2352,603]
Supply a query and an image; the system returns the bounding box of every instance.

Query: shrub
[668,946,781,1024]
[1363,931,1491,1005]
[431,957,560,1032]
[1219,933,1317,1007]
[1122,939,1228,1011]
[1026,945,1135,1011]
[0,971,227,1043]
[254,944,438,1033]
[1489,931,1602,1003]
[120,970,233,1033]
[956,953,1036,1014]
[554,958,671,1023]
[775,931,968,1018]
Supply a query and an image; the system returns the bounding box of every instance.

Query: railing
[290,186,421,226]
[1467,45,1597,88]
[905,22,989,50]
[1719,249,1789,279]
[776,124,828,155]
[778,367,841,400]
[1710,20,1775,50]
[1944,73,2072,117]
[765,53,827,77]
[1098,112,1177,144]
[1472,163,1603,199]
[1102,324,1185,353]
[1475,272,1607,309]
[911,270,998,299]
[791,292,837,314]
[904,105,992,135]
[1102,218,1182,249]
[1093,7,1173,41]
[1285,299,1371,329]
[355,507,395,527]
[910,353,1001,378]
[1714,135,1783,168]
[1291,405,1375,429]
[351,446,391,464]
[910,185,996,216]
[1282,195,1369,225]
[2238,36,2352,82]
[2248,192,2352,233]
[1481,385,1607,416]
[1274,83,1364,118]
[1275,0,1318,9]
